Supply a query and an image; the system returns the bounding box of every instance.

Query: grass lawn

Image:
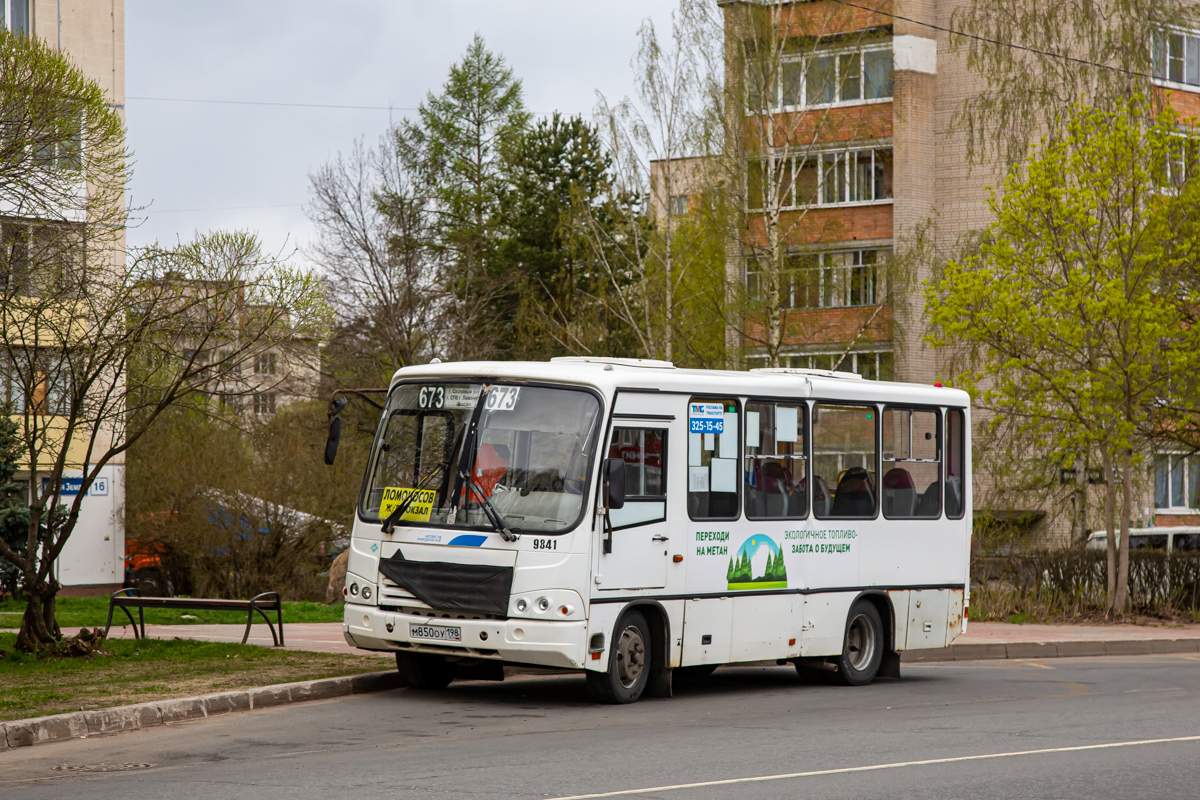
[0,632,390,721]
[0,596,345,629]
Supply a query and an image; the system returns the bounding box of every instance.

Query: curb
[902,637,1200,663]
[0,670,403,751]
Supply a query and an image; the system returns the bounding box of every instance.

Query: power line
[827,0,1155,81]
[127,95,577,116]
[127,95,410,112]
[145,203,305,214]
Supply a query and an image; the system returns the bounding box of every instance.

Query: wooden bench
[104,589,285,646]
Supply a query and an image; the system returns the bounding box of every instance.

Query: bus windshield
[359,382,601,534]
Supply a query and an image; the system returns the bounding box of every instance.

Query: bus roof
[388,358,970,407]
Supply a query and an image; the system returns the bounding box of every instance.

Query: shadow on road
[391,663,936,707]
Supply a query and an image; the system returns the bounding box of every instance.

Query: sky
[125,0,680,261]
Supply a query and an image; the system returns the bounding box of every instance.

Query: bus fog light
[513,628,525,641]
[537,597,550,612]
[516,598,528,613]
[349,582,359,596]
[362,615,371,628]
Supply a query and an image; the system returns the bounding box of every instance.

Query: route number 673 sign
[484,386,521,412]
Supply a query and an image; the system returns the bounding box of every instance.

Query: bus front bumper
[343,604,587,670]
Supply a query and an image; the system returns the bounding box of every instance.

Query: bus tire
[396,652,457,690]
[586,610,651,704]
[833,601,884,686]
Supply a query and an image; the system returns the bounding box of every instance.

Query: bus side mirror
[324,416,342,466]
[604,458,626,510]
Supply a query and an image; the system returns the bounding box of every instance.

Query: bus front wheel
[396,652,457,690]
[586,610,652,704]
[833,601,884,686]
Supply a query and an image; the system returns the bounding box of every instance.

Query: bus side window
[882,408,941,519]
[745,401,807,519]
[945,408,965,519]
[607,428,667,530]
[812,404,878,519]
[687,397,740,520]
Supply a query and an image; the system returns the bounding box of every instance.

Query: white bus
[337,358,970,703]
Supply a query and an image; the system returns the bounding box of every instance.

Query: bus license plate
[409,623,461,643]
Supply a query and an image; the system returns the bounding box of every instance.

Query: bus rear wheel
[586,610,651,704]
[396,652,458,690]
[832,601,884,686]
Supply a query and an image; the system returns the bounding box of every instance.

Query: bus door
[596,396,681,590]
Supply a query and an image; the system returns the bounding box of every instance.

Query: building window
[748,147,892,211]
[1,1,30,35]
[669,195,689,216]
[1154,454,1200,511]
[219,393,240,413]
[1152,29,1200,87]
[770,43,893,110]
[255,352,277,375]
[1,352,21,413]
[1,222,30,290]
[254,392,276,416]
[783,350,894,381]
[747,248,891,310]
[1163,135,1199,187]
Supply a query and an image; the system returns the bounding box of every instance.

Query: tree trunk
[16,583,61,653]
[1102,448,1117,614]
[1073,456,1089,546]
[1114,448,1133,613]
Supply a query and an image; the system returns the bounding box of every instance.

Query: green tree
[500,113,619,357]
[127,402,349,601]
[925,97,1200,613]
[0,418,32,599]
[397,34,531,359]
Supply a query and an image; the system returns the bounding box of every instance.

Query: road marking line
[1019,661,1055,670]
[545,735,1200,800]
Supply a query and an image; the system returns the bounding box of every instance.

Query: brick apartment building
[650,2,1200,538]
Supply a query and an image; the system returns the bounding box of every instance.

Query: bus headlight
[515,598,528,612]
[537,597,551,612]
[361,586,372,600]
[349,582,359,596]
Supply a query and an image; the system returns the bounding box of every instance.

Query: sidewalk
[85,619,1200,661]
[87,621,392,657]
[906,620,1200,662]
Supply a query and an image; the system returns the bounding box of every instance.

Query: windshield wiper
[461,474,521,542]
[381,462,446,534]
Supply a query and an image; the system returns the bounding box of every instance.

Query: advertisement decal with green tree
[727,534,787,590]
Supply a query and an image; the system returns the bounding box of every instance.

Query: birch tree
[926,98,1200,613]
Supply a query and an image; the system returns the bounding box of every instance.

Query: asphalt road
[3,654,1200,799]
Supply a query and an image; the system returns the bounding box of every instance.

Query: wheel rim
[846,613,877,672]
[615,624,646,689]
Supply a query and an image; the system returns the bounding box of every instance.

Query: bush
[971,549,1200,622]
